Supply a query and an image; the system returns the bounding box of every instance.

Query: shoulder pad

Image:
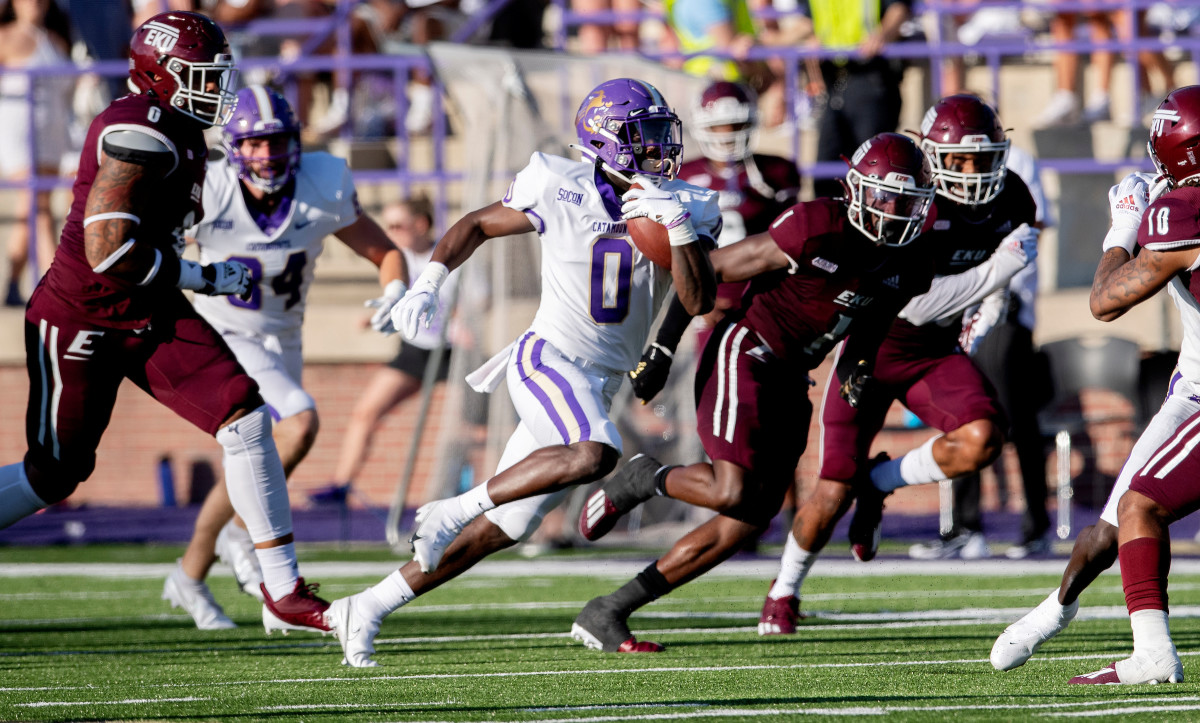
[100,127,178,174]
[1139,195,1200,251]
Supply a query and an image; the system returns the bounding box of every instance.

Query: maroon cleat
[261,577,332,635]
[1069,663,1122,685]
[579,454,666,541]
[758,582,804,636]
[617,637,665,653]
[848,454,891,562]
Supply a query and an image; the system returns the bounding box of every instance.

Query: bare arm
[669,241,716,316]
[709,232,793,283]
[334,212,409,287]
[430,201,535,271]
[83,155,164,283]
[1090,246,1198,321]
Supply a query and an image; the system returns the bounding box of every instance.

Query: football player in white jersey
[163,85,409,630]
[321,78,719,666]
[994,87,1200,685]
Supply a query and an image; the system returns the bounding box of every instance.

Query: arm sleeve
[652,293,694,352]
[898,246,1028,326]
[100,128,177,173]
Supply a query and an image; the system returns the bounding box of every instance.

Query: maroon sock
[1120,537,1171,615]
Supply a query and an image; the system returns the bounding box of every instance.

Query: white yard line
[4,557,1188,579]
[15,696,206,707]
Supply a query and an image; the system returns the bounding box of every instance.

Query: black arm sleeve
[653,293,694,353]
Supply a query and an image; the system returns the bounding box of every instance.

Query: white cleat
[409,499,465,573]
[216,521,265,602]
[163,565,236,630]
[1070,649,1184,684]
[991,592,1078,671]
[325,594,381,667]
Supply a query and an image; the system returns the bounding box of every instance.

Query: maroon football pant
[1130,406,1200,522]
[818,340,1003,482]
[23,292,258,502]
[694,318,813,516]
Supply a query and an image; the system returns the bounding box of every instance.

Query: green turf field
[4,545,1200,721]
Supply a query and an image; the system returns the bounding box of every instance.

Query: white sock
[257,543,300,600]
[0,463,47,529]
[359,570,416,619]
[871,436,947,492]
[449,483,496,527]
[1035,589,1074,621]
[172,562,203,586]
[769,533,815,599]
[1130,608,1173,656]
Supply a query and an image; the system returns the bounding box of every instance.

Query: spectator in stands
[1038,3,1176,127]
[0,0,74,306]
[326,196,461,494]
[909,141,1054,560]
[937,0,1025,96]
[785,0,911,197]
[66,0,130,102]
[572,0,640,53]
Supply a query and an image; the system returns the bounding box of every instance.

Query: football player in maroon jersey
[0,12,330,634]
[1052,86,1200,685]
[752,94,1041,635]
[627,80,800,401]
[571,132,939,652]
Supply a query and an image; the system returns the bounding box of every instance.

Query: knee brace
[483,489,570,542]
[217,405,293,544]
[0,462,48,529]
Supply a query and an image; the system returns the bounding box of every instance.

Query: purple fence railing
[3,0,1200,274]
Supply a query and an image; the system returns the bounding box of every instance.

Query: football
[626,184,672,269]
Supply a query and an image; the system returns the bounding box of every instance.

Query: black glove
[629,343,674,403]
[839,360,876,409]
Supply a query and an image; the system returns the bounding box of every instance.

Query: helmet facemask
[593,114,683,184]
[923,136,1010,205]
[229,132,300,193]
[163,52,238,127]
[847,168,935,246]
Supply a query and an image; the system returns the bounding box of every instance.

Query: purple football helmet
[574,78,683,181]
[223,85,301,193]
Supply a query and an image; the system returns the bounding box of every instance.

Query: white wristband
[416,261,449,290]
[1102,227,1139,255]
[667,218,699,247]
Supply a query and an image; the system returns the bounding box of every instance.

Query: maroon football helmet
[845,132,936,247]
[1149,86,1200,188]
[128,11,237,127]
[692,80,757,163]
[919,94,1010,206]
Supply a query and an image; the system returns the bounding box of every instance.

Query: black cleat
[570,596,664,653]
[579,454,667,541]
[848,453,891,562]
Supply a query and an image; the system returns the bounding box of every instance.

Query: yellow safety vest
[664,0,757,81]
[810,0,881,50]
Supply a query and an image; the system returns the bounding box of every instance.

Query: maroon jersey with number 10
[32,93,209,329]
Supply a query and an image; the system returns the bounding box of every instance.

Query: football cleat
[215,521,265,602]
[1069,650,1184,685]
[325,593,382,668]
[571,596,663,653]
[909,532,990,560]
[261,577,332,635]
[162,564,236,630]
[579,454,665,541]
[990,592,1078,671]
[848,454,892,562]
[409,498,467,573]
[758,583,804,636]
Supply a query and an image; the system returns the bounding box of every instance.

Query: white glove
[959,290,1008,356]
[393,262,448,341]
[998,223,1039,266]
[1149,174,1172,204]
[1103,172,1152,254]
[621,175,697,245]
[365,279,408,335]
[177,258,252,297]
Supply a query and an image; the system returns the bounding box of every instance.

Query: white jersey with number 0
[190,151,361,335]
[502,152,722,374]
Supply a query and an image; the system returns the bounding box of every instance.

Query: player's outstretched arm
[394,202,534,340]
[669,240,716,317]
[709,232,792,283]
[1090,247,1195,322]
[338,213,411,334]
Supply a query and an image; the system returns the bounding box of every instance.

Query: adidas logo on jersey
[883,275,901,289]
